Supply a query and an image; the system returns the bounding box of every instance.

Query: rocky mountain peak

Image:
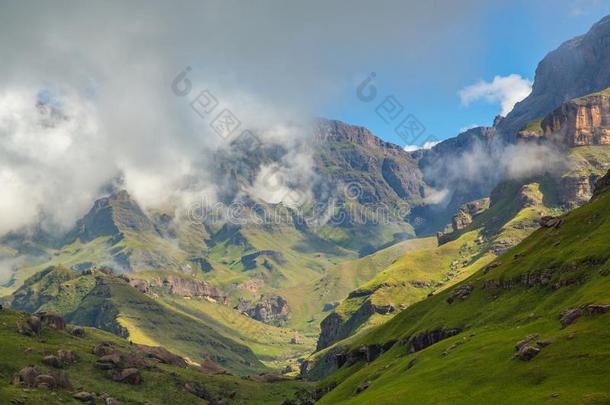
[498,14,610,138]
[63,190,156,244]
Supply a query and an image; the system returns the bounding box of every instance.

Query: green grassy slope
[314,178,560,352]
[9,268,267,375]
[313,174,610,404]
[0,308,311,404]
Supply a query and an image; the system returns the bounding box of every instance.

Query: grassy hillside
[313,177,560,352]
[310,172,610,404]
[0,308,311,404]
[9,268,268,375]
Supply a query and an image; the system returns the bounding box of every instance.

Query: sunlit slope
[314,173,610,404]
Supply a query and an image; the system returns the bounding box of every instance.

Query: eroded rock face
[127,275,228,303]
[235,294,289,326]
[402,328,462,354]
[541,93,610,147]
[451,198,490,231]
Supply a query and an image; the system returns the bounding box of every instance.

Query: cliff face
[127,274,228,304]
[313,119,428,206]
[235,294,290,326]
[499,15,610,138]
[541,91,610,147]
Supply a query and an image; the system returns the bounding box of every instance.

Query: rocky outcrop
[451,198,490,231]
[540,92,610,147]
[235,294,289,326]
[401,328,462,354]
[539,216,563,229]
[316,312,345,351]
[137,344,187,367]
[316,299,397,351]
[446,284,473,304]
[437,198,489,244]
[593,169,610,199]
[127,275,228,304]
[16,315,42,336]
[560,303,610,327]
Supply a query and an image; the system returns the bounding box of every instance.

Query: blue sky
[326,0,610,147]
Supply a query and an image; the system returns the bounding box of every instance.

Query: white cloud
[403,140,441,152]
[458,74,532,116]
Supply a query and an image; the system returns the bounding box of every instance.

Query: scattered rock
[70,326,86,337]
[290,335,304,345]
[446,284,474,304]
[551,392,560,398]
[516,345,540,361]
[57,350,79,364]
[51,371,72,389]
[137,345,186,367]
[34,374,56,389]
[42,355,63,369]
[17,316,41,336]
[539,216,563,229]
[93,341,115,357]
[105,398,123,405]
[560,308,583,327]
[36,312,66,330]
[586,303,610,314]
[73,391,94,402]
[112,368,142,385]
[515,334,539,351]
[13,366,39,387]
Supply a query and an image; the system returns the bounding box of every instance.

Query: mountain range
[2,13,610,405]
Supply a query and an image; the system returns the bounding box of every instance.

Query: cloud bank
[459,74,533,116]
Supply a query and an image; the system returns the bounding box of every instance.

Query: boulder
[98,352,123,368]
[515,334,539,351]
[446,284,474,304]
[70,326,86,337]
[42,355,63,369]
[17,316,41,336]
[290,335,304,345]
[560,308,584,328]
[587,303,610,314]
[93,341,116,357]
[36,312,66,330]
[112,368,142,385]
[137,344,186,367]
[34,374,56,389]
[73,392,94,402]
[51,371,72,389]
[57,350,79,364]
[516,345,540,361]
[539,216,563,229]
[13,366,39,387]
